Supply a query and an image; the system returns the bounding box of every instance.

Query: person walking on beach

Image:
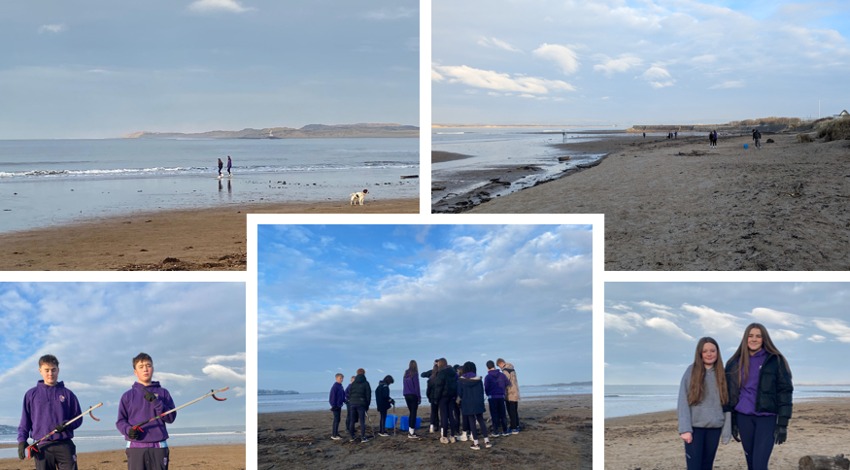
[375,375,395,437]
[217,158,223,177]
[484,360,509,436]
[678,337,731,470]
[458,362,492,450]
[402,360,422,439]
[498,358,521,434]
[344,376,355,437]
[347,369,372,443]
[17,354,83,469]
[434,358,459,444]
[725,323,793,470]
[329,373,345,440]
[226,155,232,176]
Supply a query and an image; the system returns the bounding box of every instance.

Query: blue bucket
[400,416,421,431]
[385,414,397,430]
[743,143,749,149]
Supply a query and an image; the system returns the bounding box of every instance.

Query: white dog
[349,188,368,205]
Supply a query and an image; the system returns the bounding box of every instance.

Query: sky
[0,0,419,139]
[606,282,850,385]
[0,283,246,429]
[432,0,850,126]
[257,224,593,393]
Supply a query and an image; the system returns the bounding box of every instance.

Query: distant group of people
[329,358,520,451]
[217,155,232,177]
[752,129,762,149]
[677,323,792,470]
[708,130,718,147]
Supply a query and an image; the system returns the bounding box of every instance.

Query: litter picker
[130,387,229,435]
[27,402,103,459]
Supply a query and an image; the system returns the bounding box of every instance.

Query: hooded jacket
[403,370,421,401]
[458,373,486,415]
[725,351,793,427]
[501,362,520,402]
[116,381,176,444]
[433,366,458,401]
[484,369,509,399]
[329,381,345,409]
[18,381,82,444]
[347,374,372,409]
[376,380,393,412]
[677,364,726,433]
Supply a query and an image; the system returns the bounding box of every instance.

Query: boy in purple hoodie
[484,360,509,437]
[116,352,177,470]
[329,373,345,440]
[18,354,83,469]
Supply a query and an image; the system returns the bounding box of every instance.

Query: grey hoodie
[677,364,726,433]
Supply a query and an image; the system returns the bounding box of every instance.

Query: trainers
[378,432,389,437]
[440,436,449,444]
[511,429,519,435]
[459,431,468,442]
[407,433,420,439]
[450,436,457,443]
[470,443,480,450]
[485,440,492,449]
[331,435,341,440]
[361,437,370,443]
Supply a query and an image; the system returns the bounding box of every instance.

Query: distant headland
[125,123,419,140]
[258,389,299,396]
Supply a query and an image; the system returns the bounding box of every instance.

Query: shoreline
[0,443,245,470]
[0,198,417,271]
[605,397,850,469]
[259,395,591,469]
[468,132,850,270]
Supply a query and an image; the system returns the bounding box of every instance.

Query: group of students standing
[677,322,793,470]
[329,358,520,451]
[17,353,179,470]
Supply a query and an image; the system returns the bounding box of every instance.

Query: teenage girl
[677,337,731,470]
[725,323,793,470]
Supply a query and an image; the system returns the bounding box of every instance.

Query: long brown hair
[730,323,789,388]
[405,360,418,379]
[687,337,728,406]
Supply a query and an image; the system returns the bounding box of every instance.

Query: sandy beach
[0,444,245,470]
[258,395,591,470]
[605,397,850,469]
[0,198,417,271]
[469,133,850,270]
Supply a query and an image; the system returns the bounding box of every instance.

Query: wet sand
[605,398,850,469]
[258,395,592,470]
[470,133,850,270]
[0,198,417,271]
[0,444,245,470]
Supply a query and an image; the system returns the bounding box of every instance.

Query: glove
[144,390,158,402]
[774,426,787,445]
[17,442,27,460]
[53,421,68,433]
[128,427,142,440]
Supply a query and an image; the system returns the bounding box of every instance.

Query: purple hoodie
[116,381,176,446]
[329,381,345,408]
[735,349,774,416]
[484,369,508,399]
[403,370,421,399]
[18,381,82,443]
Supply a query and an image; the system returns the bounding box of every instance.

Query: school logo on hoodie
[59,395,66,403]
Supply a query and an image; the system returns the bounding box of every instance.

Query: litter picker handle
[27,402,103,458]
[131,387,229,431]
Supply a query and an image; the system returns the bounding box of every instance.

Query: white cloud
[432,64,575,95]
[813,318,850,343]
[188,0,253,13]
[710,80,746,89]
[681,304,740,335]
[594,54,643,76]
[605,311,642,334]
[38,24,66,34]
[646,317,694,340]
[772,329,801,341]
[206,352,246,364]
[750,307,802,327]
[477,36,522,53]
[202,364,246,383]
[363,7,416,21]
[808,335,827,343]
[532,43,580,75]
[641,65,675,88]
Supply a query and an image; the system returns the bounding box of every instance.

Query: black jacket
[433,366,458,401]
[348,374,372,409]
[421,370,438,404]
[725,352,793,427]
[375,381,393,412]
[458,375,485,415]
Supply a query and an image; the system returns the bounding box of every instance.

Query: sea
[431,126,625,205]
[0,137,419,233]
[0,424,245,459]
[259,383,593,414]
[605,384,850,419]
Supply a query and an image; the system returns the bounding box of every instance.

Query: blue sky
[606,282,850,385]
[0,283,245,428]
[433,0,850,126]
[257,224,593,393]
[0,0,418,139]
